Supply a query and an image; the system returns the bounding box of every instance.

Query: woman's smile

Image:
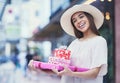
[78,21,86,29]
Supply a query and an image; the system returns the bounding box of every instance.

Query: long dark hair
[71,12,100,38]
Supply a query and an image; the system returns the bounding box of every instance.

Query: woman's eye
[73,20,76,23]
[72,14,84,23]
[79,15,84,18]
[72,19,77,23]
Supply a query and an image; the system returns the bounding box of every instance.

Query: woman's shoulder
[68,38,79,46]
[94,36,107,45]
[70,36,107,44]
[95,36,107,42]
[71,38,81,44]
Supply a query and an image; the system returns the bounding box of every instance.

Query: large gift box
[33,61,89,72]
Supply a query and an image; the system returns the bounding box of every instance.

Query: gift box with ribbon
[53,48,71,60]
[32,48,90,72]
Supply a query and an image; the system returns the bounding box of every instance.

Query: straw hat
[60,4,104,36]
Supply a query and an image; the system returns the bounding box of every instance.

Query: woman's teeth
[79,22,85,29]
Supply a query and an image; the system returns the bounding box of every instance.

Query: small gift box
[53,48,71,60]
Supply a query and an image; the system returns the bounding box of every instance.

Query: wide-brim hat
[60,4,104,36]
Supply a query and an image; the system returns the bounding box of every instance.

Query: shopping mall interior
[0,0,119,83]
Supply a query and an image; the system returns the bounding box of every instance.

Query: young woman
[29,4,108,83]
[52,4,108,83]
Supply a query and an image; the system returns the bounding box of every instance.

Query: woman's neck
[81,29,98,40]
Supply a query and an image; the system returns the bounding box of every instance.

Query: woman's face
[71,12,90,33]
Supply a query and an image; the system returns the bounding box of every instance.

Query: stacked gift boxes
[33,48,89,72]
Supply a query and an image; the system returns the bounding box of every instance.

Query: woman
[29,4,108,83]
[52,4,108,83]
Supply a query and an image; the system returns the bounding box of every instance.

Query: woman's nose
[77,19,81,25]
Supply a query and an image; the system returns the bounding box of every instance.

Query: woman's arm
[71,67,101,78]
[53,66,101,79]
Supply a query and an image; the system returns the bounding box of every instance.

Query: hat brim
[60,4,104,36]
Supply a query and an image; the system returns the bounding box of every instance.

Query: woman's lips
[78,21,86,29]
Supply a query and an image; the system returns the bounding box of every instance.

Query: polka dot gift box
[48,48,71,66]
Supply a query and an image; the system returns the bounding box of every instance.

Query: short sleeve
[91,38,108,76]
[67,39,77,50]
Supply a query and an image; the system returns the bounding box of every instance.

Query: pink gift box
[53,48,71,60]
[33,61,89,72]
[33,61,63,71]
[40,62,64,71]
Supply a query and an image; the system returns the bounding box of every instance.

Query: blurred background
[0,0,118,83]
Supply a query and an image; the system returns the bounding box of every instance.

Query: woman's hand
[28,60,35,70]
[28,60,55,75]
[28,60,39,71]
[52,65,73,76]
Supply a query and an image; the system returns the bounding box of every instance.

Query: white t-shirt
[61,36,108,83]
